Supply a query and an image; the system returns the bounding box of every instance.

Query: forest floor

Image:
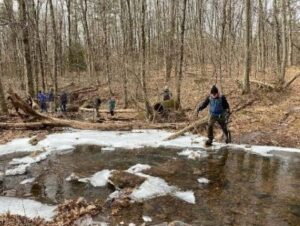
[0,66,300,148]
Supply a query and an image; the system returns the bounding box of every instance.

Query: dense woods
[0,0,299,115]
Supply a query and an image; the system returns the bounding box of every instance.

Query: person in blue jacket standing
[196,85,230,146]
[37,90,47,113]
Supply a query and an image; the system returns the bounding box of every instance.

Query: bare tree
[176,0,188,106]
[18,0,35,96]
[141,0,153,118]
[242,0,251,94]
[49,0,59,92]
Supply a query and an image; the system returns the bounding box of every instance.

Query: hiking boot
[225,131,231,144]
[205,139,213,146]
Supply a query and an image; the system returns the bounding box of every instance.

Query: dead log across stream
[165,99,257,141]
[4,91,186,131]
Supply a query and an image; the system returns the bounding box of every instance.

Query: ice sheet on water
[9,151,50,165]
[130,176,176,201]
[173,191,196,204]
[178,149,208,160]
[0,196,56,220]
[0,130,299,161]
[90,169,111,187]
[5,164,29,176]
[20,177,35,185]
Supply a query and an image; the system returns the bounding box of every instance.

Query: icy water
[1,146,300,225]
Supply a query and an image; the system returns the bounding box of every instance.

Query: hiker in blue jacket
[196,85,230,146]
[37,91,47,112]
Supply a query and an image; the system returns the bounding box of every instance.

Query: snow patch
[20,178,35,185]
[0,130,299,161]
[90,170,111,187]
[66,173,80,182]
[127,164,151,174]
[102,146,116,152]
[130,176,176,201]
[173,191,196,204]
[5,164,29,176]
[142,216,152,222]
[198,177,210,184]
[0,197,56,220]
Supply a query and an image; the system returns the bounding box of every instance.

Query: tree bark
[141,0,153,118]
[165,0,176,84]
[49,0,59,93]
[18,0,35,96]
[242,0,251,94]
[279,0,287,84]
[176,0,188,106]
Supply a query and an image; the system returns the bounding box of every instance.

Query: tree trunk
[120,0,128,108]
[273,0,281,81]
[0,47,8,114]
[242,0,251,94]
[141,0,153,118]
[279,0,287,85]
[67,0,72,68]
[102,1,113,96]
[18,0,35,96]
[49,0,59,93]
[287,0,293,66]
[165,0,176,84]
[80,0,94,79]
[176,0,188,107]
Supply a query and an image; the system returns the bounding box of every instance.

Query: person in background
[37,90,47,113]
[108,96,116,116]
[26,95,33,108]
[196,85,230,146]
[48,88,55,112]
[161,86,172,101]
[94,96,102,118]
[60,91,68,112]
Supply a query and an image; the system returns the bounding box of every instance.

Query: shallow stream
[1,144,300,225]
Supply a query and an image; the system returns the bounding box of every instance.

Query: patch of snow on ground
[0,196,56,220]
[101,146,116,152]
[142,216,152,222]
[20,178,35,185]
[66,173,80,182]
[90,170,111,187]
[127,164,151,174]
[198,177,210,184]
[173,191,196,204]
[178,149,208,160]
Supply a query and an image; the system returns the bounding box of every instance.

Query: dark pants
[110,110,114,116]
[208,114,229,141]
[61,103,67,112]
[40,102,47,112]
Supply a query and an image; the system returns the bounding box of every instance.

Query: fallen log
[250,79,275,90]
[6,91,186,131]
[165,99,257,141]
[0,121,187,131]
[79,107,137,114]
[165,117,208,141]
[284,73,300,88]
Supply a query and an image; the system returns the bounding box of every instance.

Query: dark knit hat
[210,85,219,94]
